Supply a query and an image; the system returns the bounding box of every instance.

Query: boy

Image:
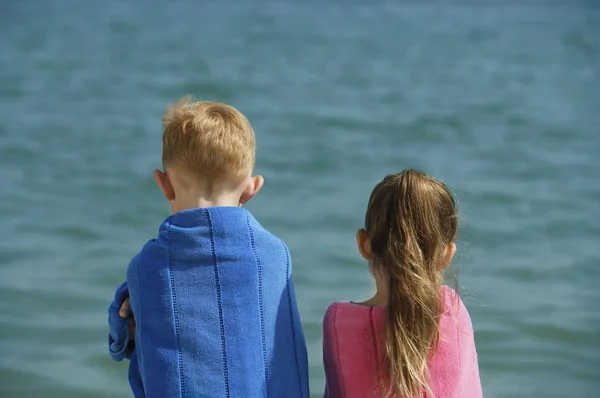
[107,97,309,398]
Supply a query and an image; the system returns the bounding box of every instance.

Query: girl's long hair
[365,169,457,397]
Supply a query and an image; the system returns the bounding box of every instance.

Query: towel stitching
[368,308,381,385]
[283,242,303,397]
[166,218,186,398]
[322,322,332,398]
[207,211,231,398]
[133,256,144,380]
[456,300,462,398]
[247,214,270,397]
[332,304,345,398]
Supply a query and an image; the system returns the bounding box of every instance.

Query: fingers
[128,318,135,340]
[120,298,131,318]
[120,298,135,340]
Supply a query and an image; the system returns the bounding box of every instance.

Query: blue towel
[108,207,309,398]
[108,281,133,361]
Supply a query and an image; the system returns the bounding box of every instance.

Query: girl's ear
[356,229,372,260]
[440,242,457,271]
[154,169,176,201]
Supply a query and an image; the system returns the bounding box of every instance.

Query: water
[1,1,599,397]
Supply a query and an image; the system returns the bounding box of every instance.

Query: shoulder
[246,212,280,240]
[324,301,354,317]
[251,229,289,257]
[323,303,341,329]
[139,238,166,260]
[439,286,474,334]
[323,302,341,322]
[323,302,369,329]
[440,286,466,312]
[246,213,290,253]
[127,238,166,275]
[322,303,344,342]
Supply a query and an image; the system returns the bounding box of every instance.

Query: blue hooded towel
[108,207,309,398]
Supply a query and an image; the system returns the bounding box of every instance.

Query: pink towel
[322,286,482,398]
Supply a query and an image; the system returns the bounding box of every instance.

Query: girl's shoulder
[322,301,386,332]
[439,285,475,335]
[323,287,473,333]
[440,285,470,312]
[323,301,360,323]
[324,301,383,317]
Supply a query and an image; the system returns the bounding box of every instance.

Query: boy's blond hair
[161,96,255,186]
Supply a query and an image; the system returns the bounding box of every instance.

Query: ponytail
[365,169,457,397]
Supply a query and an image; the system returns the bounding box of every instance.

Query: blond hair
[161,96,255,186]
[365,169,458,397]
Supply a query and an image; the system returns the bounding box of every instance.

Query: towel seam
[332,304,345,398]
[282,242,303,397]
[368,308,381,385]
[207,211,231,398]
[322,319,332,398]
[133,256,145,382]
[166,218,186,398]
[456,301,462,398]
[247,214,270,397]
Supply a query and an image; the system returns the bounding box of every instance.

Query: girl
[322,170,482,398]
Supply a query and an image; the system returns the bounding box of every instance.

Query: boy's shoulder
[240,208,291,252]
[130,207,290,267]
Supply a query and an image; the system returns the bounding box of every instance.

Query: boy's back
[107,97,309,397]
[126,206,308,397]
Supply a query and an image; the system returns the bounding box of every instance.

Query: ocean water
[1,1,599,397]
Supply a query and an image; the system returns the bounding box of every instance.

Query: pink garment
[322,286,482,398]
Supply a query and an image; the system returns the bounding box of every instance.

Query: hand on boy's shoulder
[120,298,135,340]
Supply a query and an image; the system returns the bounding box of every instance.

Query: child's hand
[119,298,136,340]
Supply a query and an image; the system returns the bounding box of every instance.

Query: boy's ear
[239,175,264,205]
[154,169,176,201]
[356,229,372,260]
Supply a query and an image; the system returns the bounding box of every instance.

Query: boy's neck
[169,191,242,214]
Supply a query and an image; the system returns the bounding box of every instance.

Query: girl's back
[321,169,482,398]
[323,286,482,398]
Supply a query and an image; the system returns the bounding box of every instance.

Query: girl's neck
[357,292,387,307]
[356,273,388,307]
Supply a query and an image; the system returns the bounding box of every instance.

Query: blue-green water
[1,1,599,397]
